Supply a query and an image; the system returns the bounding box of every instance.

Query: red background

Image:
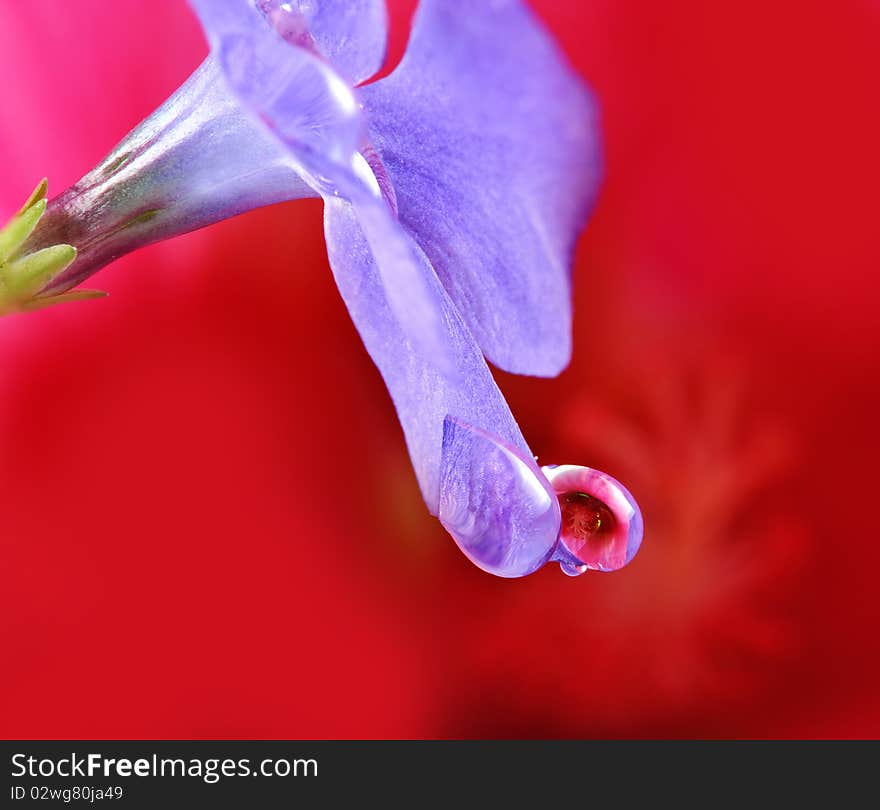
[1,0,878,738]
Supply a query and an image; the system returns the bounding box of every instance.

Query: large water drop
[543,464,643,574]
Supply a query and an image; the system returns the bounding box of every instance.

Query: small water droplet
[560,560,588,577]
[542,464,643,573]
[256,0,318,52]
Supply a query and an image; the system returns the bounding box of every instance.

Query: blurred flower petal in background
[1,0,879,738]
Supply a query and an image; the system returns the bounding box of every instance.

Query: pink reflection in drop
[543,464,643,574]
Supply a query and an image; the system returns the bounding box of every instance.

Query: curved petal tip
[439,417,560,577]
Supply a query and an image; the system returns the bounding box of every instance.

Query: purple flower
[4,0,643,577]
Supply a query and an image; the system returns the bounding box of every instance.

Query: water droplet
[542,464,643,573]
[256,0,319,52]
[560,560,588,577]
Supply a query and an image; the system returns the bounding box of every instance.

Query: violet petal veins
[4,0,643,578]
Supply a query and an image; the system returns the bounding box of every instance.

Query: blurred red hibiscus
[1,0,878,738]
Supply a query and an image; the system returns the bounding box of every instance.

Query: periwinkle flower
[0,0,643,577]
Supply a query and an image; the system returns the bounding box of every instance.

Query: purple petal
[193,1,460,374]
[359,0,601,376]
[346,190,458,378]
[190,0,364,168]
[216,32,363,171]
[323,197,561,570]
[190,0,387,86]
[439,418,560,577]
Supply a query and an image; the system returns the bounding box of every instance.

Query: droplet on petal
[543,464,643,574]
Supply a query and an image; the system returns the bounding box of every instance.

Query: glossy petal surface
[439,418,560,577]
[360,0,601,376]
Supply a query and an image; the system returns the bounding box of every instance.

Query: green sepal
[0,198,47,262]
[21,289,107,312]
[16,178,48,217]
[4,244,78,297]
[0,180,86,315]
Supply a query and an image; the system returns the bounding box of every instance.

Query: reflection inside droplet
[562,491,616,541]
[543,464,643,574]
